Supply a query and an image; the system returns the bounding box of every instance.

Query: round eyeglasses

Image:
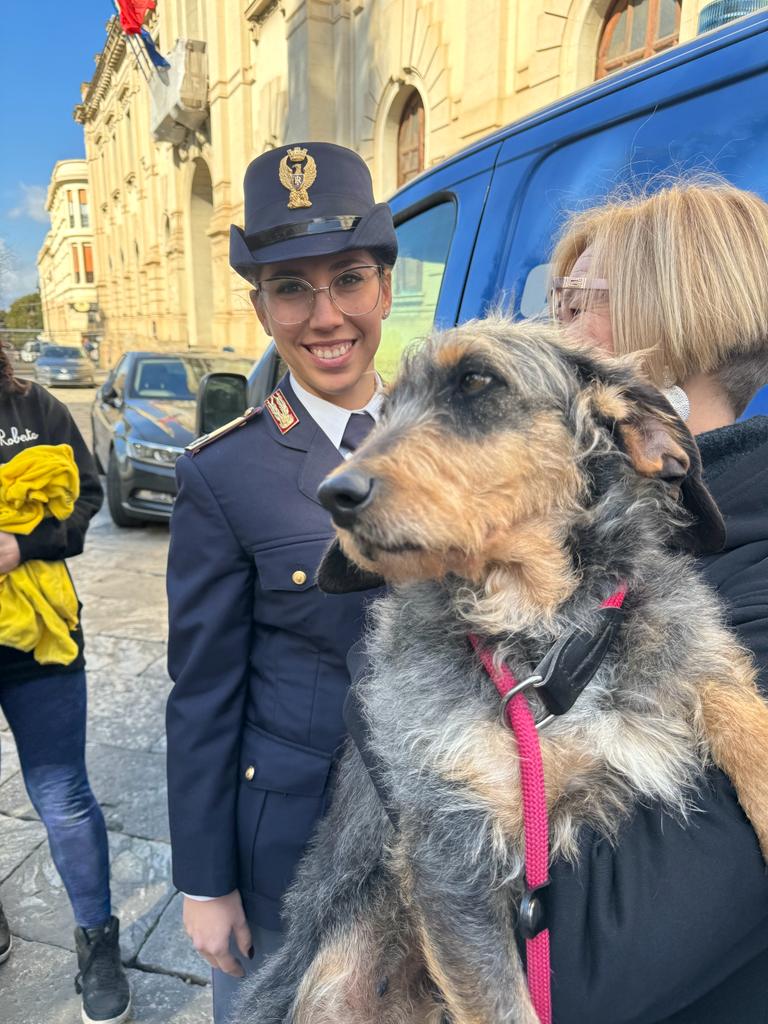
[256,264,384,325]
[550,274,610,324]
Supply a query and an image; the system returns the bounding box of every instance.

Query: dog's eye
[459,371,494,396]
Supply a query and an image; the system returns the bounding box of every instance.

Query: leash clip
[499,675,555,731]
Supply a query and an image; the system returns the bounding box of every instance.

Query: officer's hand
[0,533,21,575]
[182,891,253,977]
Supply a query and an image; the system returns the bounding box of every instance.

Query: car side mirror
[196,372,249,437]
[102,384,119,406]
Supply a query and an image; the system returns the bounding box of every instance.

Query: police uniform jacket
[166,376,382,930]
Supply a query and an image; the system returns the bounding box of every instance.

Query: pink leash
[470,586,626,1024]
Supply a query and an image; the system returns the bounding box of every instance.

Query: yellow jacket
[0,444,81,665]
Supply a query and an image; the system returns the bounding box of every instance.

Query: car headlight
[126,439,184,467]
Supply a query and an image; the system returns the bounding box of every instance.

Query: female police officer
[165,142,396,1021]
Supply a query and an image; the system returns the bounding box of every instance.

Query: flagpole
[112,0,153,82]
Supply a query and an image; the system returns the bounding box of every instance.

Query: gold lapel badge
[279,147,317,209]
[265,388,300,434]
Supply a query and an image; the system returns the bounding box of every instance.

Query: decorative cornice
[74,17,127,125]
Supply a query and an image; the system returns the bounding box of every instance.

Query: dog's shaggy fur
[237,319,768,1024]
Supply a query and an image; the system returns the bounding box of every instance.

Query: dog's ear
[316,538,386,594]
[591,377,725,554]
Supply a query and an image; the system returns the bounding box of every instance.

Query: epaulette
[186,406,262,455]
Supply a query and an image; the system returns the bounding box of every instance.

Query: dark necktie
[340,411,375,454]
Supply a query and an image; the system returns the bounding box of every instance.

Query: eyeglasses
[256,264,384,325]
[550,275,610,324]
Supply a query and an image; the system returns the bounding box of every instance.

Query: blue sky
[0,2,115,307]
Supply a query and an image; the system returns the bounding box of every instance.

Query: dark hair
[0,347,30,395]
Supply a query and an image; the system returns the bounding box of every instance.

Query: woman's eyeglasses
[550,275,610,324]
[256,264,384,325]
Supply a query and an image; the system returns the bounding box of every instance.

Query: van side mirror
[196,372,249,437]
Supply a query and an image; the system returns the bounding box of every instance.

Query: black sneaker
[0,902,11,964]
[74,916,131,1024]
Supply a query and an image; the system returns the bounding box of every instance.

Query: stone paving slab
[88,743,169,841]
[0,937,212,1024]
[0,832,174,959]
[136,892,209,985]
[86,670,170,753]
[1,728,20,782]
[81,597,169,644]
[0,742,169,842]
[0,813,46,884]
[84,634,168,677]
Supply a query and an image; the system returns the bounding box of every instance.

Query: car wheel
[106,450,143,528]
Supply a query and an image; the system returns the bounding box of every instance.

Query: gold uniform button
[292,570,307,586]
[244,765,255,781]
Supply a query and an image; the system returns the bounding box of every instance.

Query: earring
[382,310,390,320]
[662,370,690,421]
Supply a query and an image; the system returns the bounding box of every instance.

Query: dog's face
[318,319,724,597]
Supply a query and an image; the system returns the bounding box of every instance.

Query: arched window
[397,90,425,188]
[596,0,681,79]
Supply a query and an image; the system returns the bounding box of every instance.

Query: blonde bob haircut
[552,181,768,414]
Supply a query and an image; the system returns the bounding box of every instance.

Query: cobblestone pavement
[0,385,213,1022]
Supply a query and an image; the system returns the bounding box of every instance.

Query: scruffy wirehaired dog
[238,319,768,1024]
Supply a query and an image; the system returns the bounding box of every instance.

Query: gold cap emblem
[278,147,317,209]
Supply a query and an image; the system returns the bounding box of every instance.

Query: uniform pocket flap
[240,725,333,795]
[254,536,333,592]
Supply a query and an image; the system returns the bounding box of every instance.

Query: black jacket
[548,416,768,1024]
[0,381,103,683]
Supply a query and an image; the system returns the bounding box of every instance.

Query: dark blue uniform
[166,377,382,929]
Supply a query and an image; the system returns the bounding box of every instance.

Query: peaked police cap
[229,142,397,278]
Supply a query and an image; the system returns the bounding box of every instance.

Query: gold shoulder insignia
[278,146,317,209]
[264,388,299,434]
[186,407,261,455]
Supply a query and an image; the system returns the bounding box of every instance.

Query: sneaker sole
[81,997,131,1024]
[0,938,11,965]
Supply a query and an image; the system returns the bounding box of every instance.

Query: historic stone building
[71,0,724,363]
[37,160,99,351]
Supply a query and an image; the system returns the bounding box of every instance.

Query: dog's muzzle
[317,469,376,527]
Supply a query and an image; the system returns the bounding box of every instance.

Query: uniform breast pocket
[253,536,334,633]
[236,725,334,902]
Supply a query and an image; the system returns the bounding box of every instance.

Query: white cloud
[7,183,49,224]
[0,238,39,307]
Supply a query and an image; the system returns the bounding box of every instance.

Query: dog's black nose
[317,469,375,526]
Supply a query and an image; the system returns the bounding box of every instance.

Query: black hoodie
[0,381,103,683]
[548,416,768,1024]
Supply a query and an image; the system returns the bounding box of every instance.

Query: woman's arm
[546,768,768,1023]
[14,392,103,563]
[166,452,254,901]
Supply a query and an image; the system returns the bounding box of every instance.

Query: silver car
[35,346,96,387]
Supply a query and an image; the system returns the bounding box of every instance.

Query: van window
[378,201,456,381]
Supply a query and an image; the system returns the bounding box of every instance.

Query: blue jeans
[0,669,111,929]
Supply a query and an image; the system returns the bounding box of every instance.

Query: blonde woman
[547,182,768,1023]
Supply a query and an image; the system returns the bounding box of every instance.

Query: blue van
[200,9,768,430]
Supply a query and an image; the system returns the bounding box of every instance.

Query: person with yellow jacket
[0,350,131,1024]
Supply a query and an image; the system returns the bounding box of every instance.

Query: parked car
[91,350,253,526]
[198,10,768,431]
[20,339,48,363]
[35,345,95,387]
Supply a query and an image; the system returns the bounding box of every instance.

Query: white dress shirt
[289,373,383,456]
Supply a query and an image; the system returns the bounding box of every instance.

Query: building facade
[37,160,99,352]
[72,0,726,364]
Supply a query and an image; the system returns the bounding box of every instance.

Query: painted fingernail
[248,946,255,959]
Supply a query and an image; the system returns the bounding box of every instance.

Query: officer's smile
[302,338,357,366]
